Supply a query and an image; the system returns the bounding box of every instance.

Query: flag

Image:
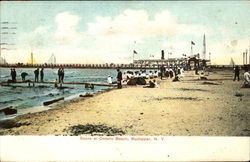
[191,41,195,45]
[133,50,138,54]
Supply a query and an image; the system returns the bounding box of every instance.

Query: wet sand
[0,69,249,136]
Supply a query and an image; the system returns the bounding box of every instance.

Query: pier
[0,80,114,87]
[0,63,161,69]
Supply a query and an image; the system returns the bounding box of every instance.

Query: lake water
[0,68,140,120]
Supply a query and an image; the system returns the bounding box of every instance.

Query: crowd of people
[109,65,250,89]
[107,66,185,89]
[7,66,250,88]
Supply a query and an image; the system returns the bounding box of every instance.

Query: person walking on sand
[34,68,39,82]
[40,68,44,82]
[233,66,240,81]
[117,69,122,89]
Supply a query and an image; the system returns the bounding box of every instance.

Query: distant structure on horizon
[230,58,235,66]
[0,56,7,64]
[28,52,36,64]
[47,53,56,64]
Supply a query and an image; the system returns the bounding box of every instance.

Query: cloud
[4,9,225,64]
[34,26,50,34]
[87,9,209,38]
[54,12,84,45]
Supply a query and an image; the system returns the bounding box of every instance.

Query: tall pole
[209,52,211,64]
[133,41,136,64]
[31,52,33,65]
[191,44,193,56]
[246,49,248,65]
[243,52,245,65]
[249,44,250,65]
[203,34,206,60]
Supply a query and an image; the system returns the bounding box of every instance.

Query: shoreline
[0,85,116,121]
[0,70,249,136]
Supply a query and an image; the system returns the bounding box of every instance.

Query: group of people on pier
[9,68,63,83]
[34,68,44,82]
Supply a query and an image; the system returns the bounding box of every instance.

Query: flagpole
[133,52,134,64]
[246,49,248,65]
[190,43,193,56]
[243,52,245,65]
[133,41,136,64]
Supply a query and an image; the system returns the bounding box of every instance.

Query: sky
[0,1,250,65]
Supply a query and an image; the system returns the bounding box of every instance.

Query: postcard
[0,0,249,161]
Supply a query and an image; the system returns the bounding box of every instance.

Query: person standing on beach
[40,68,44,82]
[160,65,164,80]
[233,66,240,81]
[117,69,122,89]
[34,68,39,82]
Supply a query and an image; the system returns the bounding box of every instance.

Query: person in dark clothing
[160,65,164,80]
[21,72,28,81]
[233,66,240,81]
[165,69,169,78]
[34,68,39,82]
[116,69,122,89]
[61,68,64,82]
[40,68,44,82]
[10,69,14,81]
[143,80,156,88]
[169,69,174,78]
[13,69,16,82]
[58,68,61,83]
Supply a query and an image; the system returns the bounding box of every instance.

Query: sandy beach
[0,69,249,136]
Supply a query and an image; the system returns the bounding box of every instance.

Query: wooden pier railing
[0,63,160,69]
